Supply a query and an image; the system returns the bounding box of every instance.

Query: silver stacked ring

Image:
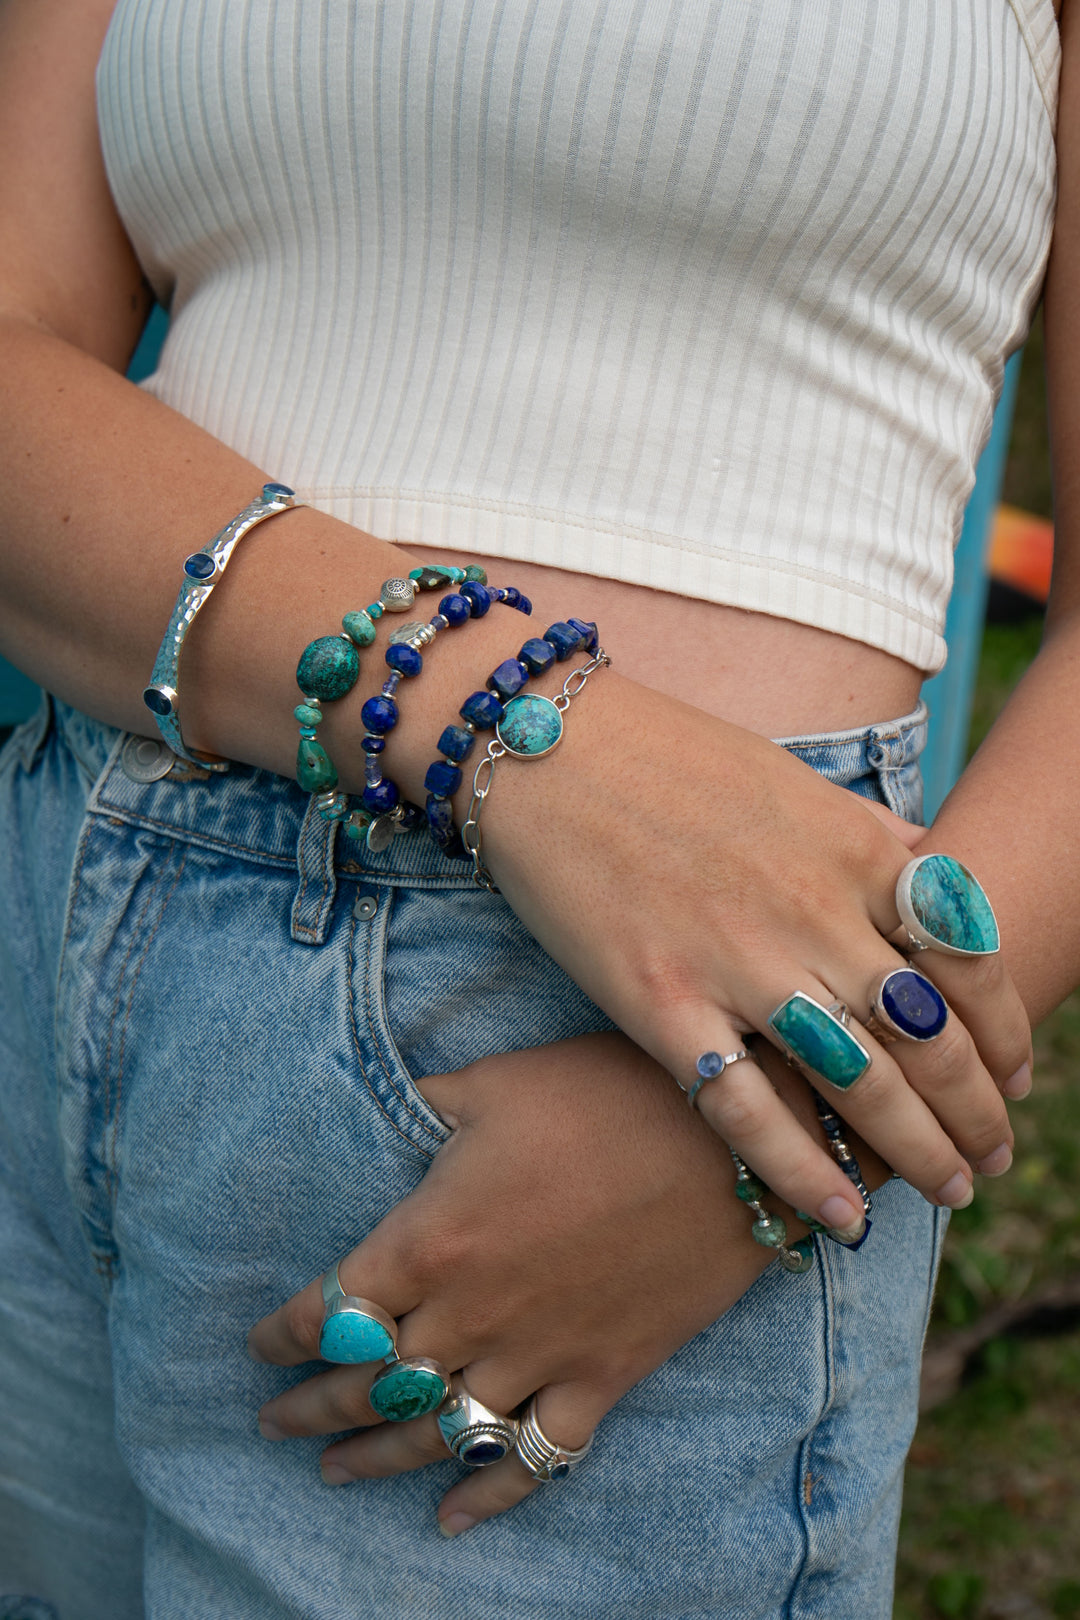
[437,1376,518,1468]
[514,1395,594,1482]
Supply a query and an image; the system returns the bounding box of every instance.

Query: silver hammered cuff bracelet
[141,482,300,769]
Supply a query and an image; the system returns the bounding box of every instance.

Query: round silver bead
[379,577,417,612]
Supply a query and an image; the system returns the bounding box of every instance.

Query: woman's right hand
[476,666,1030,1232]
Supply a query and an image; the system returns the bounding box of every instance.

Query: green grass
[895,606,1080,1616]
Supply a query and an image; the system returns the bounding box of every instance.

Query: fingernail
[1004,1063,1032,1100]
[258,1416,287,1441]
[246,1336,269,1363]
[819,1196,864,1238]
[977,1142,1013,1177]
[937,1171,974,1209]
[439,1512,477,1539]
[321,1460,354,1486]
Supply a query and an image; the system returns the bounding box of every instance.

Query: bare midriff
[419,548,925,739]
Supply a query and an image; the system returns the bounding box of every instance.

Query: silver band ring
[515,1395,594,1482]
[318,1261,398,1365]
[686,1048,752,1110]
[437,1375,518,1467]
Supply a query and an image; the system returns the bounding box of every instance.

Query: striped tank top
[97,0,1059,671]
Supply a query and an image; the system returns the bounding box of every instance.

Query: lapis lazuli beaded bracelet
[424,618,601,868]
[143,482,299,769]
[351,576,534,853]
[292,562,490,847]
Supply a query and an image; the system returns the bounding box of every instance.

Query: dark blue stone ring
[867,967,949,1043]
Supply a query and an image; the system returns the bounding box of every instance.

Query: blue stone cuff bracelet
[143,482,299,769]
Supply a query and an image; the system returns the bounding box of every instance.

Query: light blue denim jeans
[0,696,943,1620]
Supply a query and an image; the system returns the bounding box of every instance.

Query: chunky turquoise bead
[907,855,999,954]
[497,693,563,757]
[342,610,377,647]
[769,993,870,1089]
[735,1174,767,1203]
[296,635,359,702]
[366,601,384,620]
[293,702,323,727]
[369,1363,448,1422]
[463,564,488,583]
[318,1308,395,1364]
[779,1237,816,1274]
[296,738,338,792]
[752,1213,788,1248]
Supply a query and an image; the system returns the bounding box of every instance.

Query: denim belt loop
[291,794,340,945]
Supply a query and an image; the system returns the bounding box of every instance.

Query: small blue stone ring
[867,967,950,1043]
[686,1048,753,1110]
[895,854,1000,958]
[318,1262,398,1365]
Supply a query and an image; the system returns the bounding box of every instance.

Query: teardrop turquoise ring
[318,1262,398,1365]
[895,854,1000,958]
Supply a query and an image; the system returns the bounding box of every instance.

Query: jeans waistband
[48,696,928,897]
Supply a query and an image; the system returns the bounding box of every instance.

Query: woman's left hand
[247,1032,857,1537]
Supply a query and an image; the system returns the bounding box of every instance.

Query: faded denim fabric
[0,697,943,1620]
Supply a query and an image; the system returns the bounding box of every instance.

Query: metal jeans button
[121,735,178,783]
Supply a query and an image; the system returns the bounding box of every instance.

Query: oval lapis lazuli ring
[318,1262,398,1365]
[895,854,1000,958]
[867,968,949,1043]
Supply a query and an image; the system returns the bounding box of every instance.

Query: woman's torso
[96,0,1059,734]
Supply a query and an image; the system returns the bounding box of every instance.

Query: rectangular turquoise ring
[768,992,871,1090]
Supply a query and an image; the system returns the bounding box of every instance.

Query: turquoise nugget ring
[768,992,871,1090]
[369,1358,451,1423]
[319,1263,398,1364]
[895,854,1000,957]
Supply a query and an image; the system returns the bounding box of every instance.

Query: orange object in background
[988,504,1053,605]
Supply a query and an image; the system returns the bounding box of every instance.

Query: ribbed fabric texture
[97,0,1058,672]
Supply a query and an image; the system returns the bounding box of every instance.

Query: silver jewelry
[462,650,610,893]
[318,1261,398,1365]
[368,1356,451,1422]
[684,1048,752,1110]
[142,483,300,769]
[378,576,418,612]
[436,1375,518,1467]
[514,1396,594,1482]
[895,853,1000,958]
[866,966,949,1043]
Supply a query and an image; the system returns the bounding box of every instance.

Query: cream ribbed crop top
[97,0,1059,672]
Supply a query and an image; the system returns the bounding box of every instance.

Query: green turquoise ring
[318,1263,398,1365]
[369,1357,451,1423]
[895,854,1000,957]
[768,991,871,1090]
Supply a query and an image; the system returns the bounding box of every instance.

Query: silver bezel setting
[895,854,1000,958]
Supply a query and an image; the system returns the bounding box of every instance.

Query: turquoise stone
[296,738,338,792]
[735,1174,766,1203]
[752,1213,788,1248]
[908,855,999,954]
[342,610,377,647]
[293,702,323,727]
[464,564,488,583]
[369,1363,448,1422]
[296,635,359,702]
[497,694,563,757]
[779,1237,815,1274]
[768,993,870,1089]
[318,1308,395,1364]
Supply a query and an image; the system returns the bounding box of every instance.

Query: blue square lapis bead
[461,582,492,617]
[437,725,476,763]
[385,643,423,677]
[425,759,463,797]
[877,969,948,1040]
[438,593,471,625]
[487,659,529,700]
[567,617,600,654]
[544,621,585,660]
[518,638,557,676]
[360,695,399,734]
[460,690,504,729]
[426,794,455,836]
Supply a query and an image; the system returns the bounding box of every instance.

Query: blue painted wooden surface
[920,350,1023,822]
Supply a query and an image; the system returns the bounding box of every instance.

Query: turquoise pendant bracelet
[143,482,300,769]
